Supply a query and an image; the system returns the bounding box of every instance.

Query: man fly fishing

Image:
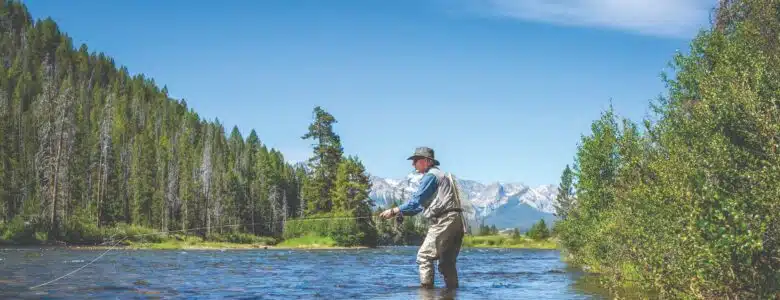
[379,147,465,289]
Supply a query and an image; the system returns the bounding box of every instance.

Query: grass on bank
[124,234,277,250]
[0,215,364,249]
[275,233,339,248]
[0,218,361,249]
[463,234,558,249]
[0,218,280,249]
[2,216,558,250]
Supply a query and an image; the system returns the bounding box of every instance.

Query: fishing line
[29,237,126,290]
[27,214,395,290]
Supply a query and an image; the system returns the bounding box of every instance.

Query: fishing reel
[392,213,404,232]
[394,212,404,225]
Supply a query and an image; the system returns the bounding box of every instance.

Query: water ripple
[0,246,608,299]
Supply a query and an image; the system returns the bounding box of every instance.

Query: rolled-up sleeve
[397,173,438,216]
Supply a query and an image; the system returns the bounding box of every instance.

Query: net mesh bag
[448,173,482,236]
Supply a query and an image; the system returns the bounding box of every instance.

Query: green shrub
[63,211,105,245]
[283,210,376,247]
[0,215,46,245]
[526,219,550,240]
[103,223,164,244]
[556,3,780,297]
[206,232,277,245]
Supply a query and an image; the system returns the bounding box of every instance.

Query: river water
[0,246,609,299]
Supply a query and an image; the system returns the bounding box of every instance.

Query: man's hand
[379,207,399,219]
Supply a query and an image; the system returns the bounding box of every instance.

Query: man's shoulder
[425,167,446,179]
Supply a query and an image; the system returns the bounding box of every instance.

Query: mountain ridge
[368,172,559,231]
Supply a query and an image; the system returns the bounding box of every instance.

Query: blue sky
[26,0,716,186]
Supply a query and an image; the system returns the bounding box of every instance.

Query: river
[0,246,609,299]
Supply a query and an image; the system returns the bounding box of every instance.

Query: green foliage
[331,156,371,212]
[477,223,499,236]
[0,215,47,245]
[2,212,278,246]
[292,107,379,247]
[205,232,277,245]
[301,106,344,213]
[554,164,575,220]
[282,210,374,247]
[556,1,780,298]
[0,2,384,248]
[63,210,104,244]
[462,234,556,249]
[526,219,550,240]
[276,233,337,248]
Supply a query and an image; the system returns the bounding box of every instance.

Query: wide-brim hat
[407,146,440,166]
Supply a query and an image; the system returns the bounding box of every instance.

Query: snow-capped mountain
[369,172,559,231]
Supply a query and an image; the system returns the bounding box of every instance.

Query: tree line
[0,1,377,246]
[553,0,779,298]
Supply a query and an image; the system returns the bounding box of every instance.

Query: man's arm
[396,173,438,216]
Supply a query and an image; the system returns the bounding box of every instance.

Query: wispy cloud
[446,0,718,38]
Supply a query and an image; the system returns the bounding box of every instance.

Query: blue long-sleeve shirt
[397,172,438,216]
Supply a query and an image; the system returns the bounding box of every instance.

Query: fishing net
[448,173,482,236]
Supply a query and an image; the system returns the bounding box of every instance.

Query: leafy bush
[283,210,377,247]
[0,215,48,245]
[103,223,164,244]
[206,232,277,245]
[462,235,556,249]
[63,211,105,244]
[555,2,780,297]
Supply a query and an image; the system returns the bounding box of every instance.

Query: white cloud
[446,0,718,38]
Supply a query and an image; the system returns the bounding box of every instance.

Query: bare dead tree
[50,79,76,237]
[165,131,179,233]
[34,57,57,231]
[200,126,213,236]
[0,86,8,221]
[282,189,288,234]
[212,164,223,235]
[96,93,114,225]
[121,136,131,224]
[268,185,280,236]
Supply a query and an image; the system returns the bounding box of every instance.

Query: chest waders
[415,172,466,289]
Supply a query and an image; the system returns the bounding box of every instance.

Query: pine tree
[331,155,371,212]
[526,219,549,240]
[244,129,260,233]
[301,106,343,213]
[553,164,575,220]
[553,2,780,297]
[0,1,382,249]
[331,155,377,246]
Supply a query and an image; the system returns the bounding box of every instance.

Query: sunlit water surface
[0,246,610,299]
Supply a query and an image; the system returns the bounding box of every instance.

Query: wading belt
[431,207,464,219]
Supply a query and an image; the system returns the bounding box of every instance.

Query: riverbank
[0,232,370,251]
[462,235,558,249]
[60,243,367,251]
[2,241,367,251]
[4,237,556,251]
[2,226,556,251]
[117,233,369,250]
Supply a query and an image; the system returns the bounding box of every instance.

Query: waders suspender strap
[448,173,468,233]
